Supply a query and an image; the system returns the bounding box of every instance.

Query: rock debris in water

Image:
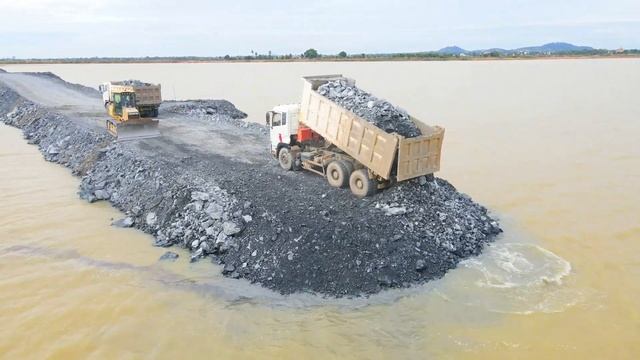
[318,80,422,138]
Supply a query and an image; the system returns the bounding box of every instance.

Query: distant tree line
[1,48,638,64]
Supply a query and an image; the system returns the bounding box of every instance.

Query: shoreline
[1,54,638,66]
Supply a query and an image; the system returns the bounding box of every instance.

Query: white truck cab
[266,104,300,155]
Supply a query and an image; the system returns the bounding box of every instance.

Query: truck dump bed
[299,75,444,181]
[110,81,161,106]
[132,84,162,106]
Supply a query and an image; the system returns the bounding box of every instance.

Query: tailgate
[396,126,445,181]
[134,86,162,105]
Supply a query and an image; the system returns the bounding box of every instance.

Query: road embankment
[0,74,502,297]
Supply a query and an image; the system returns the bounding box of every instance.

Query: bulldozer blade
[115,123,161,141]
[106,117,161,142]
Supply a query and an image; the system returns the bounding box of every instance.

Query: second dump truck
[100,81,162,117]
[99,83,160,141]
[267,75,445,197]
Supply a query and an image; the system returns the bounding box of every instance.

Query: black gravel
[163,100,247,120]
[1,79,502,298]
[318,79,422,138]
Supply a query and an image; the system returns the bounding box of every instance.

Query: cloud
[1,0,639,58]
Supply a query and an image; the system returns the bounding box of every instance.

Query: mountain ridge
[437,42,595,55]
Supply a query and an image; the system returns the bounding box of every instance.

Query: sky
[0,0,639,58]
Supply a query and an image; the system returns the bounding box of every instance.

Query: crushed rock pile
[78,145,249,265]
[120,79,153,87]
[162,100,265,133]
[0,89,107,175]
[215,167,502,296]
[163,100,247,120]
[318,80,422,138]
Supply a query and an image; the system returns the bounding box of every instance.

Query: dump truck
[100,83,160,141]
[100,81,162,117]
[267,75,445,197]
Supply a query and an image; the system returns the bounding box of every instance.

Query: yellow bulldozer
[100,84,160,141]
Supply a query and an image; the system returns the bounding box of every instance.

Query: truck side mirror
[266,111,273,127]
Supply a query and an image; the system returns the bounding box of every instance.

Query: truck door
[268,111,290,153]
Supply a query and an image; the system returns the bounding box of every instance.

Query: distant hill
[514,42,594,54]
[481,48,509,55]
[437,42,595,55]
[437,46,468,55]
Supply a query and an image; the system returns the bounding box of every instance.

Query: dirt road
[0,71,501,297]
[0,71,267,163]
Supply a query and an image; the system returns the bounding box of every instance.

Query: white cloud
[1,0,639,58]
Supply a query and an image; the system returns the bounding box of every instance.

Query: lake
[1,59,639,359]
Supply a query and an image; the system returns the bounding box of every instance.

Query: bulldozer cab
[112,92,136,116]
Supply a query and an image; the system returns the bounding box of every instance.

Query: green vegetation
[0,48,638,65]
[303,48,319,58]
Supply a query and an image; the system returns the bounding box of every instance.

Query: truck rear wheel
[349,169,377,197]
[278,147,293,170]
[341,160,354,176]
[326,161,349,188]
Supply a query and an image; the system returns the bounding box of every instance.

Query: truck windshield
[116,92,136,107]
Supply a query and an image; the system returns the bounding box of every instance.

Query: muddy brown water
[1,59,639,358]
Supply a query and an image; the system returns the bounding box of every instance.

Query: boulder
[222,221,242,236]
[46,145,60,154]
[94,189,110,200]
[382,206,407,216]
[205,203,224,220]
[159,251,179,261]
[222,263,235,274]
[146,212,158,226]
[191,191,210,201]
[112,217,134,228]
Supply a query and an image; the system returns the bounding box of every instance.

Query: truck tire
[278,147,293,170]
[349,169,377,197]
[340,160,354,176]
[326,161,349,188]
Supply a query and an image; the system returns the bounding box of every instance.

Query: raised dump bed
[267,75,445,197]
[299,75,445,182]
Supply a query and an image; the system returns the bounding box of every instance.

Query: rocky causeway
[0,71,502,297]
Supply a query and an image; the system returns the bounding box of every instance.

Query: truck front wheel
[349,169,377,197]
[278,147,293,170]
[326,161,349,188]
